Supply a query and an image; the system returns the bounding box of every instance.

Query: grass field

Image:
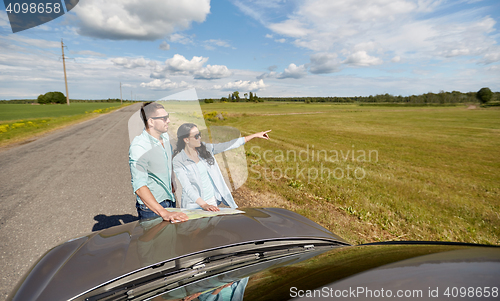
[0,103,132,146]
[2,101,498,245]
[0,103,127,121]
[202,102,500,245]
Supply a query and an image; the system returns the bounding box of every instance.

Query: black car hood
[9,208,349,301]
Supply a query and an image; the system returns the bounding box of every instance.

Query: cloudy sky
[0,0,499,100]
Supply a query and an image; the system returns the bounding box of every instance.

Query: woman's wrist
[195,197,206,207]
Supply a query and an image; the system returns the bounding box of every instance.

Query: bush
[476,87,493,104]
[37,91,66,104]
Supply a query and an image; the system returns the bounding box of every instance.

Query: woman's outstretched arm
[244,130,271,142]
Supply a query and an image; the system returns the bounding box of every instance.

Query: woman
[173,123,270,211]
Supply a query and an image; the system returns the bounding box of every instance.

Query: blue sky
[0,0,499,100]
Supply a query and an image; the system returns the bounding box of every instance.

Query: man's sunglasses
[150,114,169,122]
[190,133,202,139]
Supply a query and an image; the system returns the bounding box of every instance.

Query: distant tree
[233,91,240,101]
[37,91,66,104]
[244,93,248,99]
[249,92,254,102]
[37,94,45,104]
[476,87,493,104]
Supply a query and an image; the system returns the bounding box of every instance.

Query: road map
[168,208,245,222]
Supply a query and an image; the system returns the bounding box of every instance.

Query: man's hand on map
[201,204,220,212]
[161,210,189,223]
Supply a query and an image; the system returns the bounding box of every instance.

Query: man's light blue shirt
[129,129,175,205]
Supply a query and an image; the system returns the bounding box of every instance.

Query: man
[129,102,189,222]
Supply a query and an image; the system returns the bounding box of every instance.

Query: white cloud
[246,0,500,69]
[164,54,208,73]
[480,49,500,65]
[0,37,153,99]
[0,12,11,28]
[72,50,106,57]
[140,79,190,90]
[72,0,210,40]
[203,39,232,50]
[159,41,170,50]
[218,79,267,91]
[391,56,401,63]
[265,34,273,39]
[169,33,195,44]
[309,53,341,74]
[232,0,267,24]
[343,51,383,67]
[148,54,233,80]
[268,65,278,71]
[256,71,277,79]
[255,66,279,80]
[275,38,286,43]
[277,63,308,79]
[194,65,232,79]
[7,36,59,48]
[111,57,149,68]
[268,19,311,38]
[206,39,231,47]
[429,16,498,61]
[485,65,500,73]
[443,49,471,57]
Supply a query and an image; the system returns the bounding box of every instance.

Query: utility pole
[61,39,70,105]
[120,82,123,104]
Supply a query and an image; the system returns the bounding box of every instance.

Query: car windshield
[81,241,340,301]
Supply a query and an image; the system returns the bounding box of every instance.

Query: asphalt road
[0,103,142,300]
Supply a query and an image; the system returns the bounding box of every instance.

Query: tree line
[204,91,263,103]
[2,88,497,105]
[202,88,497,105]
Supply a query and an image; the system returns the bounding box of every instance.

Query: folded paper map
[168,208,245,222]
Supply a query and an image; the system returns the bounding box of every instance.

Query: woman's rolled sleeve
[210,137,245,155]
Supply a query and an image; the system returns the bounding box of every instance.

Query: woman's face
[185,126,202,148]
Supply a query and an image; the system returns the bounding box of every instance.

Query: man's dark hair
[140,102,165,128]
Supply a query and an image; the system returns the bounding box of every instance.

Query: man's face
[149,108,170,134]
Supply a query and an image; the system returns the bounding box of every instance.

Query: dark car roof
[9,208,349,301]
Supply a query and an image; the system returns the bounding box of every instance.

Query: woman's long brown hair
[174,123,214,165]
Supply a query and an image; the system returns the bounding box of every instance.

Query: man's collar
[143,129,163,144]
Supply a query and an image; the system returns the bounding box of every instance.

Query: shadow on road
[92,214,139,231]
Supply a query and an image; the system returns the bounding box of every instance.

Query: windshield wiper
[84,241,340,301]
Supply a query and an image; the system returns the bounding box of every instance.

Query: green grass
[0,103,131,146]
[203,103,500,245]
[0,103,125,121]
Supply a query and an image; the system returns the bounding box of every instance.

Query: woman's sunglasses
[190,133,202,139]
